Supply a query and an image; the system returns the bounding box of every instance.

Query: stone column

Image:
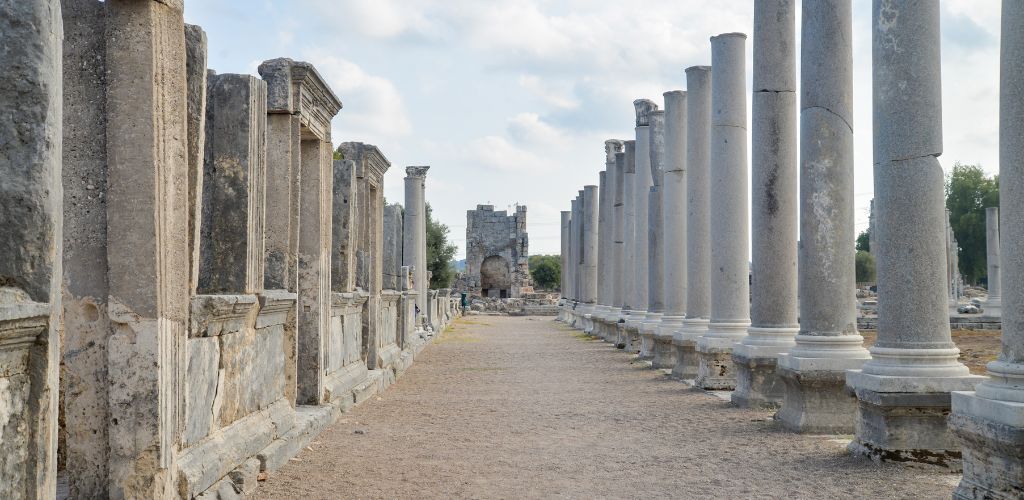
[0,1,62,496]
[642,110,668,365]
[619,141,639,348]
[952,2,1024,492]
[732,0,800,408]
[568,196,579,326]
[985,206,1002,317]
[198,73,268,294]
[403,167,429,324]
[601,141,624,340]
[777,0,871,433]
[186,25,208,295]
[559,210,571,321]
[673,66,712,380]
[593,170,610,335]
[612,149,628,341]
[660,91,687,370]
[332,161,357,292]
[580,185,600,332]
[628,101,657,354]
[847,0,983,465]
[696,33,751,390]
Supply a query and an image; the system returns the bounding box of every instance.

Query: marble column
[612,148,628,346]
[642,110,667,363]
[732,0,800,408]
[985,207,1002,317]
[951,2,1024,492]
[559,210,571,321]
[659,91,687,369]
[629,100,657,355]
[403,167,429,325]
[847,0,983,465]
[673,66,712,380]
[569,195,581,327]
[695,33,751,390]
[777,0,871,433]
[598,140,624,340]
[581,185,600,333]
[593,170,610,332]
[619,141,638,347]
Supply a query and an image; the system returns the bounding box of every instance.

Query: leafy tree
[946,163,999,284]
[426,203,457,288]
[855,250,876,283]
[856,230,870,253]
[529,255,561,290]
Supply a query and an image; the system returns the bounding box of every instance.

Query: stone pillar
[580,185,600,332]
[643,110,668,365]
[847,0,983,465]
[696,33,751,390]
[732,0,800,408]
[612,149,628,340]
[0,1,62,497]
[596,140,623,339]
[952,2,1024,492]
[559,210,571,321]
[777,0,871,433]
[593,170,610,334]
[199,73,268,294]
[985,206,1002,317]
[570,193,582,327]
[619,141,638,348]
[332,160,357,292]
[404,167,429,324]
[659,91,687,370]
[673,66,712,380]
[628,101,657,354]
[186,25,208,295]
[383,204,404,291]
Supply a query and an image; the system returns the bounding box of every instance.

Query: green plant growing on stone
[945,163,999,285]
[426,203,457,288]
[528,255,561,290]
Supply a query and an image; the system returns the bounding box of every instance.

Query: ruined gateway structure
[0,1,460,498]
[465,205,533,298]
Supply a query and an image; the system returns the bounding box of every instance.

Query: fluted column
[776,0,871,433]
[628,100,657,355]
[846,0,983,465]
[673,66,712,380]
[695,33,751,390]
[733,0,800,408]
[642,110,667,363]
[985,206,1002,317]
[659,90,687,369]
[951,4,1024,493]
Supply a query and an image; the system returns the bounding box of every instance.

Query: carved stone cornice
[633,99,658,127]
[258,58,343,142]
[405,166,430,178]
[190,294,259,338]
[339,142,391,185]
[0,288,48,375]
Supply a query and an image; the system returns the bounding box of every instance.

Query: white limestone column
[776,0,871,433]
[985,207,1002,317]
[952,4,1024,491]
[593,170,610,332]
[628,100,657,354]
[612,149,628,345]
[659,91,688,369]
[846,0,983,465]
[732,0,800,408]
[619,141,638,346]
[559,210,571,321]
[568,196,580,326]
[673,66,712,380]
[642,110,667,363]
[695,33,751,390]
[581,185,600,333]
[403,167,429,321]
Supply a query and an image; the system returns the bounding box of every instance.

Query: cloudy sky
[184,0,1001,259]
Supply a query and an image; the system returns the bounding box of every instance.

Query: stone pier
[619,141,638,348]
[984,206,1002,318]
[951,3,1024,493]
[777,0,871,433]
[658,91,687,370]
[404,167,430,328]
[673,66,712,381]
[846,0,983,466]
[629,101,657,356]
[696,33,751,390]
[642,110,667,365]
[732,0,799,409]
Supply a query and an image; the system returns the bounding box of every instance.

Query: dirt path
[254,316,958,499]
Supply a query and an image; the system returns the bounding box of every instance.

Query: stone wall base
[652,334,676,369]
[848,389,962,470]
[950,398,1024,500]
[732,354,783,409]
[776,367,857,434]
[696,346,737,390]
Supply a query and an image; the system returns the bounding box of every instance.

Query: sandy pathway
[254,316,958,499]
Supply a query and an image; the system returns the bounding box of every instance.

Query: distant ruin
[464,205,533,298]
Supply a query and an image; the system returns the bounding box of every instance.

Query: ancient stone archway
[480,255,512,298]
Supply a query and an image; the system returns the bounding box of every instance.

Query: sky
[184,0,1002,260]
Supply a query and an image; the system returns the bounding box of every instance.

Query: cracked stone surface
[255,316,957,498]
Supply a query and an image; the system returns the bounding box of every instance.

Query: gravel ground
[254,316,959,499]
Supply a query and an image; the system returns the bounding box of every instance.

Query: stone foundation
[847,389,962,470]
[776,366,858,434]
[731,353,783,409]
[696,344,738,390]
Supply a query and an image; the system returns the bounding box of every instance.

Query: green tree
[856,230,870,253]
[426,203,457,288]
[855,250,876,283]
[528,255,561,290]
[946,163,999,284]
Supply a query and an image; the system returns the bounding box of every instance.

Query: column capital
[405,165,430,178]
[633,99,658,127]
[604,139,625,163]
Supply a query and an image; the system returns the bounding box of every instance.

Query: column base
[732,353,783,409]
[950,391,1024,499]
[652,333,676,370]
[671,318,708,380]
[776,363,861,434]
[847,389,963,470]
[695,322,748,390]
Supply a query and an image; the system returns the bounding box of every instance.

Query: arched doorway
[480,255,512,298]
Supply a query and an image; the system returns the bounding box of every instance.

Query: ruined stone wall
[465,205,533,298]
